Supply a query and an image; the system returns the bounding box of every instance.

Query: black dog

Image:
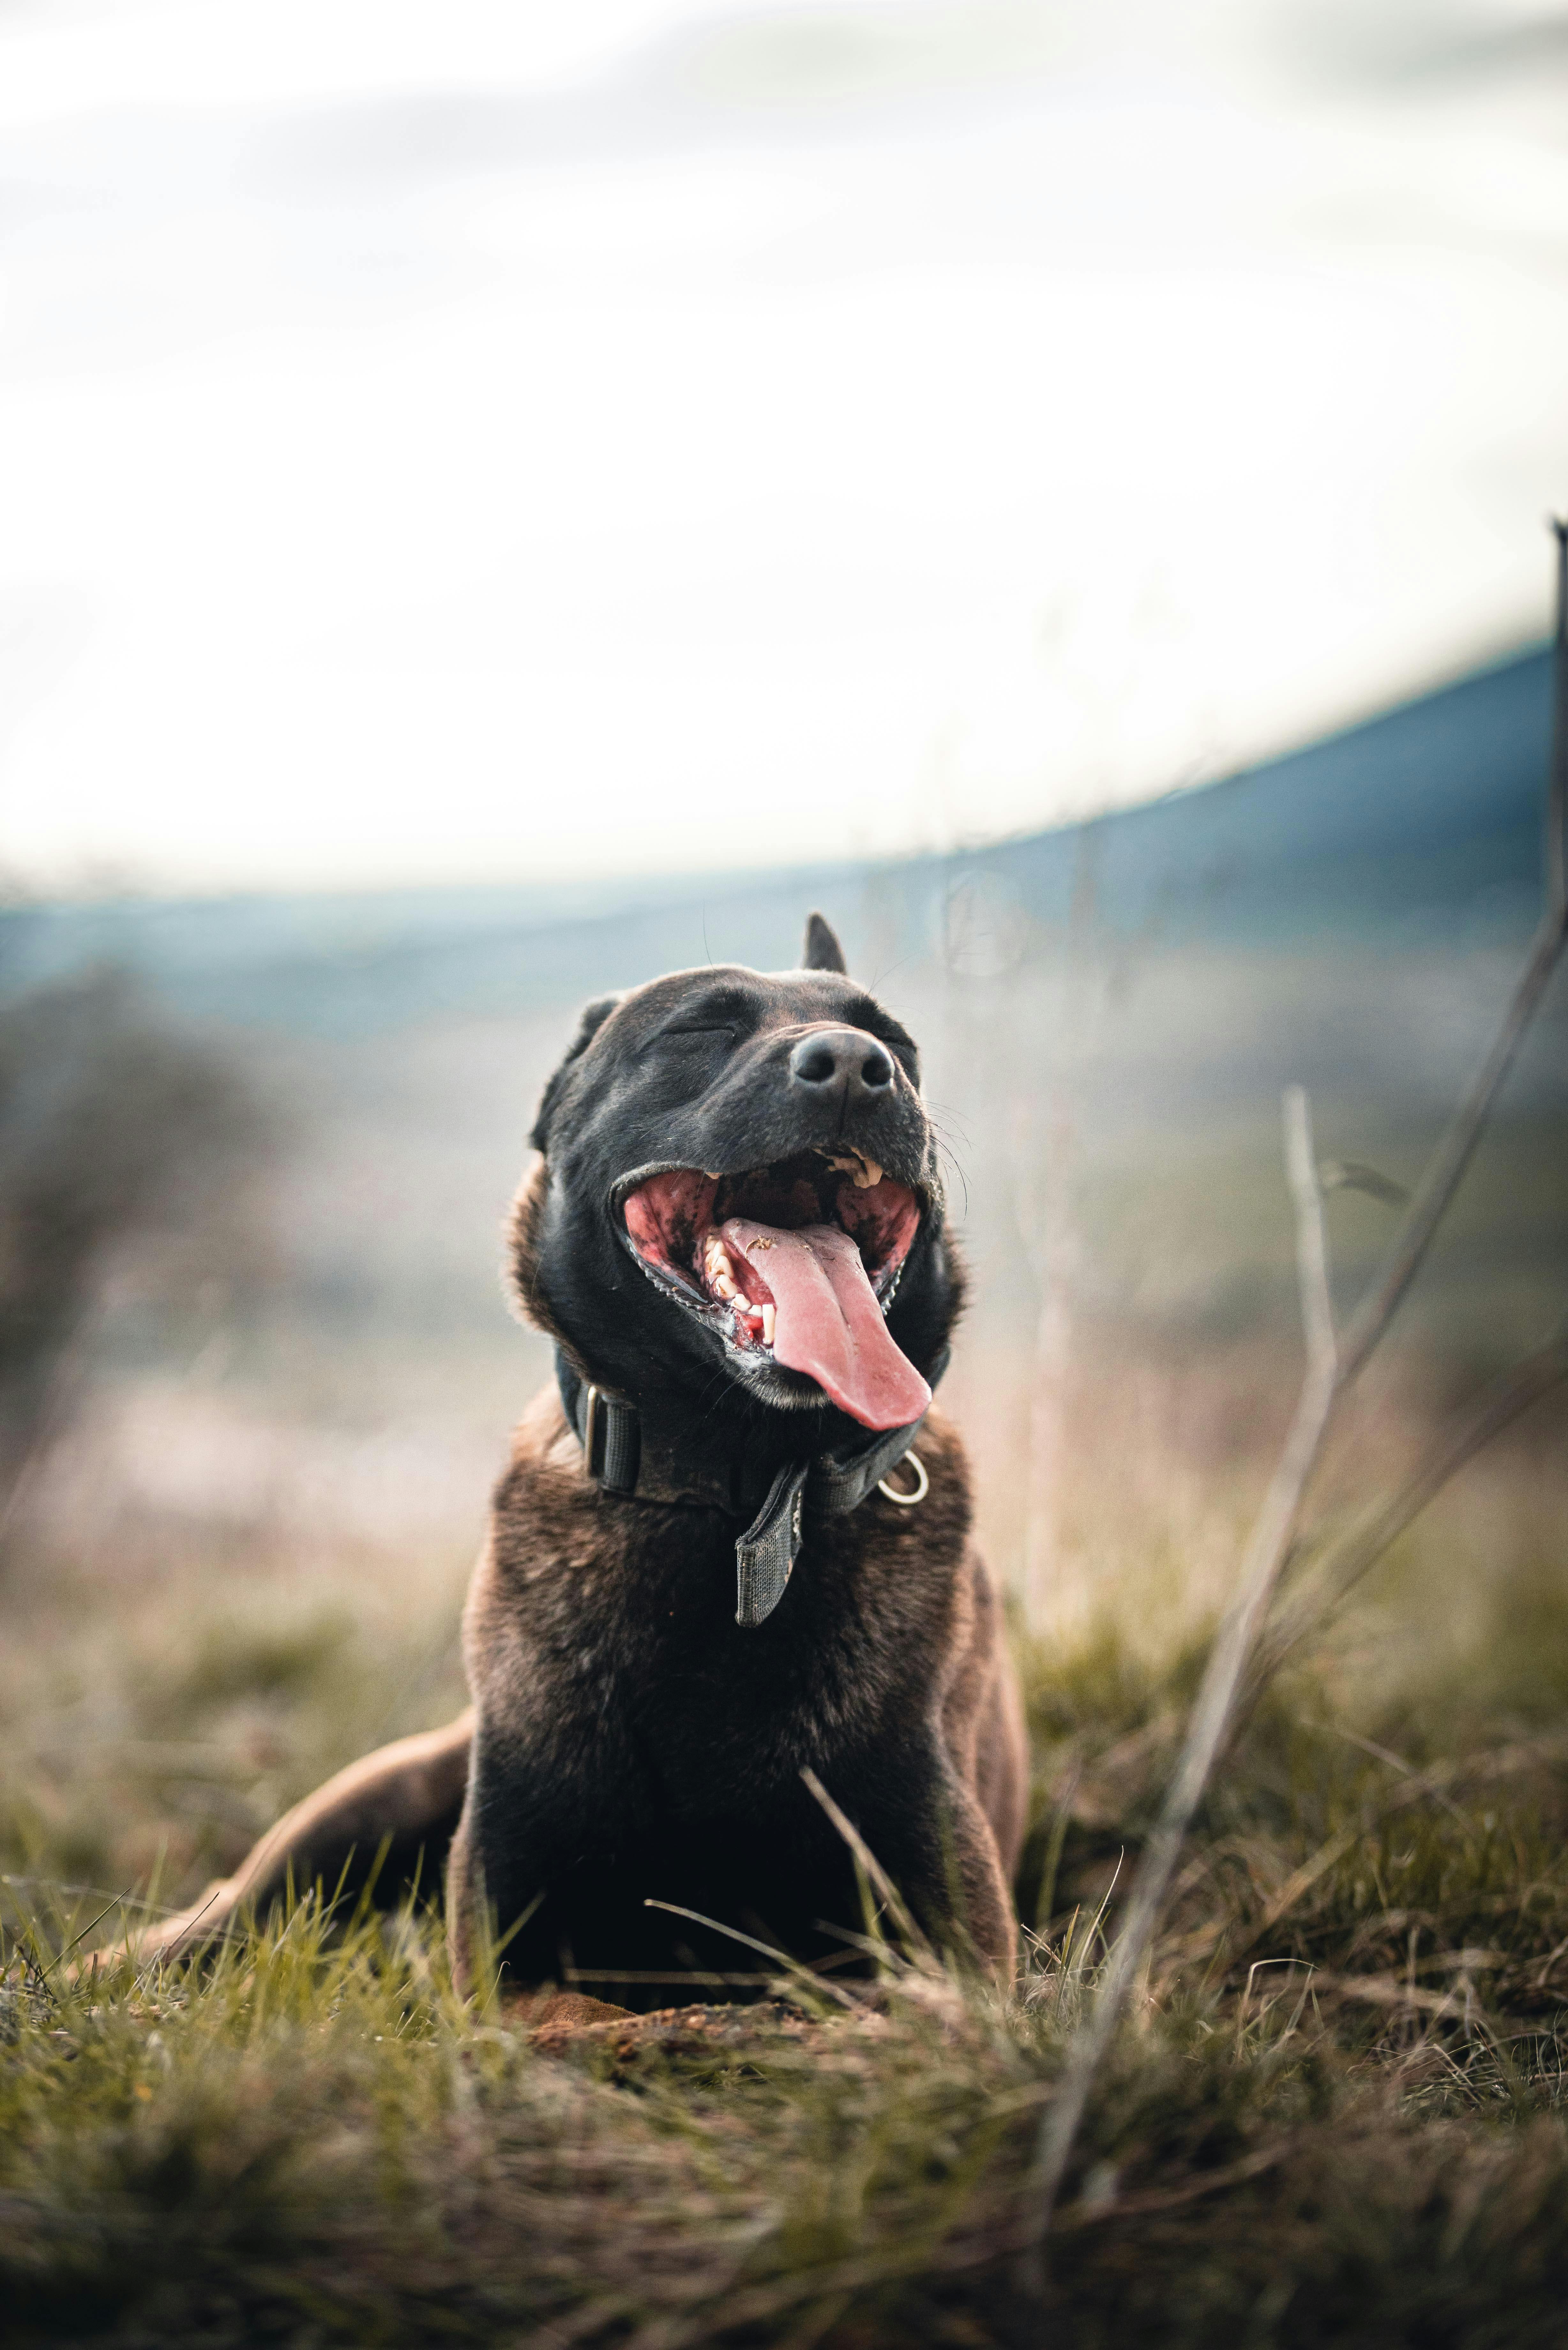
[132,917,1027,2013]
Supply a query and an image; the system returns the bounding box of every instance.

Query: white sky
[2,0,1566,896]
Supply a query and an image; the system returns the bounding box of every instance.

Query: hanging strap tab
[555,1343,949,1631]
[735,1461,810,1628]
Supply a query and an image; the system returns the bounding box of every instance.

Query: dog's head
[512,915,957,1432]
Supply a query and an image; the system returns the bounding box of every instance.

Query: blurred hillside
[2,644,1552,1027]
[1,644,1563,1563]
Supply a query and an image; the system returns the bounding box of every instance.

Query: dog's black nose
[788,1027,894,1103]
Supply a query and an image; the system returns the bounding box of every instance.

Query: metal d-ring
[877,1450,928,1507]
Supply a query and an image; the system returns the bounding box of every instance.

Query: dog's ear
[801,912,847,974]
[529,993,621,1152]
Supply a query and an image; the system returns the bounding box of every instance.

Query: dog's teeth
[822,1149,884,1190]
[704,1235,740,1300]
[760,1302,775,1347]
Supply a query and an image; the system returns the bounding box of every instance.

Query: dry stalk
[1241,1318,1568,1706]
[1021,521,1568,2270]
[1023,1089,1339,2251]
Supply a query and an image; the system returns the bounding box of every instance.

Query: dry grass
[4,1355,1568,2346]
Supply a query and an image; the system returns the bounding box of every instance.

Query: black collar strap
[554,1346,947,1630]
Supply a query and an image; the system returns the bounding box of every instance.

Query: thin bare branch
[1023,1091,1339,2252]
[1336,519,1568,1386]
[1334,919,1566,1385]
[1320,1158,1410,1208]
[1021,528,1568,2273]
[1246,1322,1568,1702]
[1285,1087,1336,1385]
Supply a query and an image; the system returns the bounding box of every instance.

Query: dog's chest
[486,1477,956,1798]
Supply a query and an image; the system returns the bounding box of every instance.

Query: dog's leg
[444,1760,632,2027]
[443,1789,484,1993]
[975,1650,1031,1888]
[109,1712,475,1970]
[854,1755,1018,1981]
[936,1775,1019,1977]
[940,1544,1031,1893]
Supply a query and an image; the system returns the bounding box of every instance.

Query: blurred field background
[5,0,1568,2337]
[2,638,1564,1927]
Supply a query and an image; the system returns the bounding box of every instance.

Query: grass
[5,1409,1568,2347]
[7,1720,1568,2348]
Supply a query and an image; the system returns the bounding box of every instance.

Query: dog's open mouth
[619,1148,929,1430]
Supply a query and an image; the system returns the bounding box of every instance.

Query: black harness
[555,1346,943,1628]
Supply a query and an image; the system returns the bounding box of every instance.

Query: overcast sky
[3,0,1566,898]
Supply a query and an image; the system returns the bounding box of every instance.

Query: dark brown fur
[444,1332,1026,1996]
[123,930,1028,2010]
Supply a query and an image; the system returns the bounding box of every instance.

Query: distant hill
[0,641,1560,1449]
[988,644,1550,948]
[0,646,1552,1038]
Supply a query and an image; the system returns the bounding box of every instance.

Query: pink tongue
[720,1217,930,1431]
